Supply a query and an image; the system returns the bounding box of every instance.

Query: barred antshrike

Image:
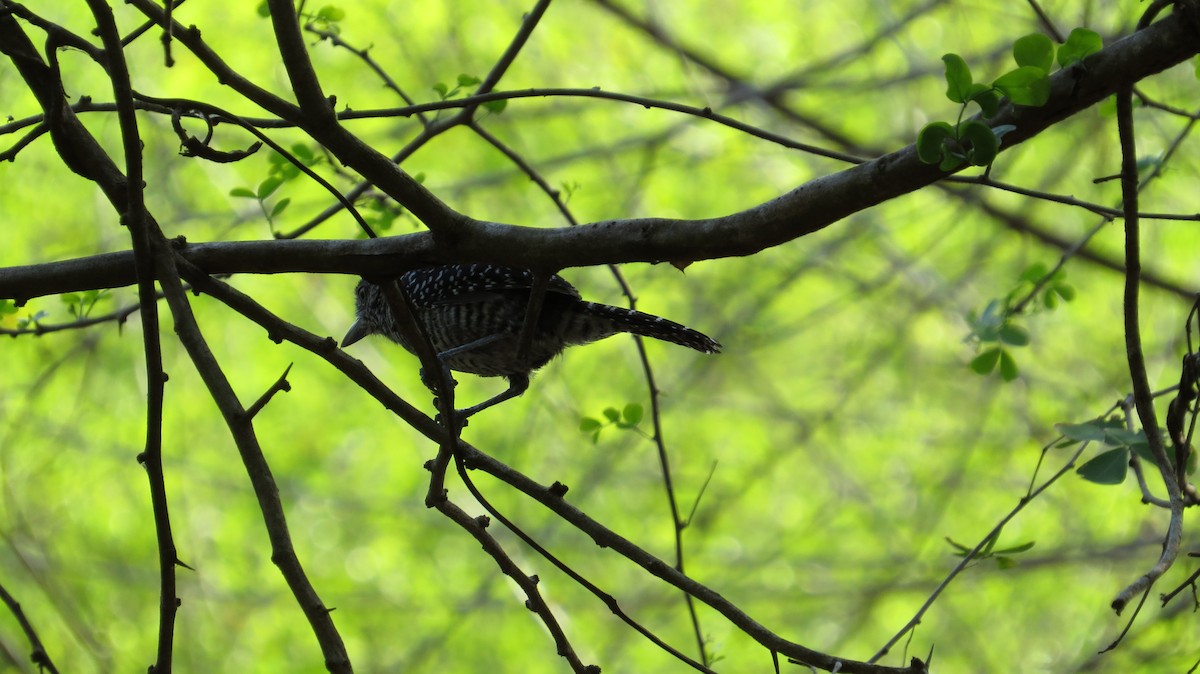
[342,264,720,417]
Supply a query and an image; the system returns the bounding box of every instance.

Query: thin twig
[83,3,180,670]
[0,580,60,674]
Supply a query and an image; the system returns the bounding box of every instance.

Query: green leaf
[944,537,972,554]
[1056,420,1115,443]
[1057,28,1103,68]
[969,299,1007,342]
[622,403,643,425]
[960,119,998,166]
[276,163,301,181]
[579,417,602,432]
[941,54,973,103]
[1136,155,1163,174]
[998,349,1019,381]
[993,66,1050,106]
[257,175,284,199]
[317,5,345,21]
[1051,283,1075,302]
[1076,448,1129,484]
[970,89,1001,118]
[1104,428,1145,449]
[230,187,257,198]
[1013,33,1054,72]
[970,347,1001,375]
[998,324,1030,347]
[84,290,106,306]
[256,1,270,17]
[1129,442,1158,466]
[0,300,17,317]
[1019,262,1049,282]
[993,540,1035,555]
[291,144,316,164]
[938,153,966,172]
[916,122,955,164]
[602,407,620,423]
[432,82,450,99]
[482,99,507,114]
[61,293,80,307]
[270,197,291,218]
[457,73,481,87]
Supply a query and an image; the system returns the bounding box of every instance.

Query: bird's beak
[341,320,369,348]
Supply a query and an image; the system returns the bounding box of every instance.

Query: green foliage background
[1,1,1199,672]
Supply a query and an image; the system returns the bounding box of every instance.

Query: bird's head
[341,279,386,348]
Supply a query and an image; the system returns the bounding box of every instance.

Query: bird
[341,263,720,418]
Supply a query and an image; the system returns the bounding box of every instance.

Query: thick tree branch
[2,2,1197,303]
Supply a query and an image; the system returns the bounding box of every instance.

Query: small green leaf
[482,99,507,114]
[1019,262,1049,282]
[1076,448,1129,484]
[1051,283,1075,302]
[257,175,284,199]
[998,324,1030,347]
[291,144,316,164]
[944,537,972,554]
[1129,442,1158,466]
[993,541,1036,555]
[1104,428,1145,449]
[317,5,345,21]
[970,89,1002,118]
[938,152,966,172]
[1057,28,1103,68]
[970,347,1001,375]
[1136,155,1163,174]
[256,1,270,17]
[0,300,17,317]
[969,299,1007,342]
[1013,33,1054,72]
[623,403,643,425]
[432,82,450,99]
[993,66,1050,106]
[941,54,974,103]
[998,349,1019,381]
[230,187,257,198]
[1056,421,1112,443]
[579,417,602,432]
[916,122,955,164]
[602,407,620,423]
[456,73,481,87]
[277,164,301,181]
[960,119,998,166]
[61,293,80,307]
[270,197,291,218]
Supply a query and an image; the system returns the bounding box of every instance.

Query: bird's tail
[579,302,721,353]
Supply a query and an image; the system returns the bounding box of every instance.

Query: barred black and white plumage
[342,264,720,417]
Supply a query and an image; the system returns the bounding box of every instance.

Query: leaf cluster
[579,403,644,444]
[918,29,1103,171]
[966,263,1075,381]
[1058,418,1192,485]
